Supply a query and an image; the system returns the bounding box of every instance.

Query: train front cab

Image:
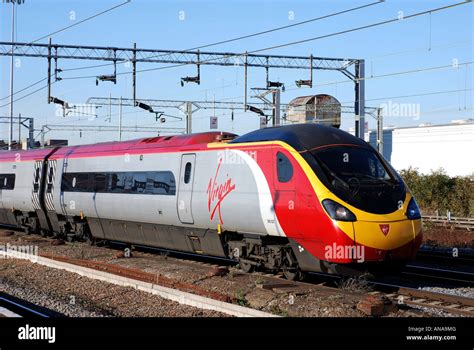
[287,142,423,275]
[319,191,423,274]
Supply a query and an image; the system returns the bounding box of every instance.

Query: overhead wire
[3,1,472,134]
[1,1,385,107]
[60,1,384,73]
[59,1,472,80]
[2,0,131,55]
[0,0,131,102]
[5,2,470,103]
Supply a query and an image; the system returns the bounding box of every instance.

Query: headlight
[322,199,357,222]
[406,197,421,220]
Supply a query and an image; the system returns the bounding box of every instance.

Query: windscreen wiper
[350,173,396,187]
[319,162,350,190]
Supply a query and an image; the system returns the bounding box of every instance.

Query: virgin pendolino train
[0,124,422,279]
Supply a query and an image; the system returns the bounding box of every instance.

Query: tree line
[400,168,473,217]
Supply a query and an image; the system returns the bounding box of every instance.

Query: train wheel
[282,253,304,281]
[282,266,304,281]
[30,219,40,235]
[85,235,95,246]
[281,248,304,280]
[78,225,94,246]
[239,259,255,273]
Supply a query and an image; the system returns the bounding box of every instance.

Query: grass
[269,303,289,317]
[252,275,265,287]
[337,274,373,293]
[234,289,248,307]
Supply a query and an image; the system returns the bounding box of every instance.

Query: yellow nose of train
[331,193,422,261]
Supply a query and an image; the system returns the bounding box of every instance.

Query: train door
[0,176,3,223]
[32,161,43,212]
[58,157,69,216]
[31,160,50,231]
[273,148,300,236]
[44,160,57,212]
[177,154,196,224]
[44,159,63,234]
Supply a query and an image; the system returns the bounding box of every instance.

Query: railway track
[121,246,474,316]
[401,263,474,287]
[40,252,233,303]
[126,242,474,288]
[257,273,474,317]
[244,273,474,317]
[2,229,473,317]
[1,250,275,317]
[417,245,474,265]
[4,243,474,317]
[0,292,62,318]
[407,245,474,286]
[367,284,474,317]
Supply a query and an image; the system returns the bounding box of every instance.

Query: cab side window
[276,152,293,182]
[184,162,192,184]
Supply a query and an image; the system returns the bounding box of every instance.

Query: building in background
[366,120,474,177]
[286,94,341,128]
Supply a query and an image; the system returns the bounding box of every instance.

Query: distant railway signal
[181,51,201,87]
[267,80,285,92]
[295,79,312,88]
[295,54,313,88]
[210,116,218,130]
[246,105,265,116]
[96,74,117,85]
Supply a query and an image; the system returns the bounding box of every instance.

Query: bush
[399,168,474,217]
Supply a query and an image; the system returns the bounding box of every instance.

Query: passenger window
[94,173,107,192]
[184,162,192,184]
[109,173,124,192]
[277,152,293,183]
[61,171,176,195]
[76,173,90,192]
[132,172,147,193]
[0,174,15,190]
[124,173,134,193]
[147,172,172,195]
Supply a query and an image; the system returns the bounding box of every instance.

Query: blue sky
[0,0,472,145]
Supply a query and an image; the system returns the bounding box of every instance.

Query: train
[0,124,422,279]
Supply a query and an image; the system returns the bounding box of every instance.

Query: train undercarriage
[227,236,304,280]
[9,209,406,280]
[11,209,306,280]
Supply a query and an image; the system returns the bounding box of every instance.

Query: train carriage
[0,124,422,279]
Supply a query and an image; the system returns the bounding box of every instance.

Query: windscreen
[311,146,406,214]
